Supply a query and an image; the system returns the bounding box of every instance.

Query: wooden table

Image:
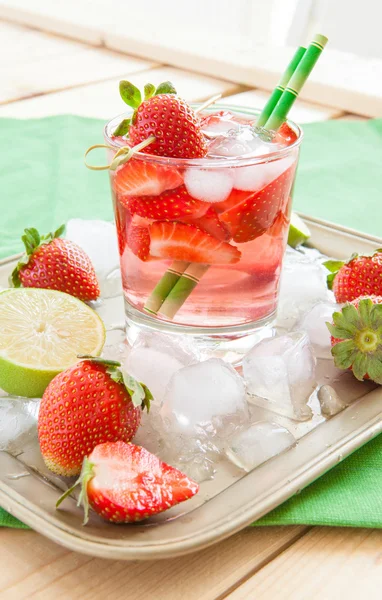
[0,19,379,600]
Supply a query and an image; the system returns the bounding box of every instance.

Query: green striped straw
[256,45,306,127]
[264,34,328,131]
[143,260,190,315]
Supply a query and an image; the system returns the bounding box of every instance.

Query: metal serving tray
[0,214,381,560]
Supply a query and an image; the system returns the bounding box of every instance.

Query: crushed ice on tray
[135,359,249,481]
[243,331,316,421]
[226,421,295,472]
[0,396,39,452]
[124,331,200,404]
[300,301,339,358]
[277,247,332,330]
[65,219,122,298]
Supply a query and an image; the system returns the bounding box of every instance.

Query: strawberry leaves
[326,298,382,383]
[11,224,65,288]
[119,81,142,109]
[78,355,153,410]
[113,80,178,136]
[113,118,131,137]
[323,259,344,290]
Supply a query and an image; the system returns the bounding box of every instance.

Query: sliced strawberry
[216,168,294,243]
[127,185,209,221]
[56,441,199,524]
[181,207,231,241]
[275,122,298,145]
[113,159,183,197]
[128,223,151,261]
[150,221,241,264]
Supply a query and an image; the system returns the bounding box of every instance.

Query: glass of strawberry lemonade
[104,102,302,358]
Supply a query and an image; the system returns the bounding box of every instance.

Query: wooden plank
[0,66,244,118]
[2,5,382,116]
[0,526,307,599]
[0,24,157,105]
[221,89,344,123]
[336,114,369,121]
[226,527,382,600]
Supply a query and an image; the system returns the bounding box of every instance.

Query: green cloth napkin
[1,115,382,529]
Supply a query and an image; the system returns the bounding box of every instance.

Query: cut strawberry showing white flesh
[113,159,183,197]
[149,221,241,264]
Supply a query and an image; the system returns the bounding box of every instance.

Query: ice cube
[233,155,295,193]
[65,219,121,298]
[318,385,348,417]
[226,421,295,472]
[277,259,330,330]
[124,331,199,404]
[207,125,272,159]
[201,111,241,138]
[243,331,316,421]
[184,168,233,203]
[161,358,248,433]
[0,397,40,452]
[300,302,338,358]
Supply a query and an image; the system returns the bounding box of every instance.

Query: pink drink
[105,107,302,347]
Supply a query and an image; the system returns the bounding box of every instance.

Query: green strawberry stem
[326,298,382,383]
[157,263,210,319]
[56,456,95,525]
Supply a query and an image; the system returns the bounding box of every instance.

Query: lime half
[0,288,105,397]
[288,213,311,248]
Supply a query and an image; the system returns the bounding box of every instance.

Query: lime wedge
[0,288,105,398]
[288,213,311,248]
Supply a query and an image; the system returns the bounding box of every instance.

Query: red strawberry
[149,221,241,264]
[127,216,151,261]
[216,168,294,243]
[56,441,199,524]
[275,122,298,145]
[113,159,182,198]
[324,251,382,303]
[327,296,382,384]
[38,358,152,476]
[114,80,207,159]
[181,207,231,241]
[126,185,209,221]
[11,225,100,302]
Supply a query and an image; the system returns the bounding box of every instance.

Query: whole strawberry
[56,441,199,524]
[113,80,207,159]
[326,296,382,383]
[38,358,152,476]
[324,250,382,303]
[11,225,100,302]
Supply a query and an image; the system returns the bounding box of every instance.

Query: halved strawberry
[56,441,199,524]
[216,168,294,243]
[127,185,209,221]
[128,220,151,261]
[149,221,241,264]
[182,207,231,241]
[113,159,182,198]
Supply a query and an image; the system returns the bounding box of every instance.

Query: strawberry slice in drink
[181,207,232,241]
[127,215,151,261]
[126,185,209,221]
[113,159,183,197]
[216,167,294,243]
[149,221,241,264]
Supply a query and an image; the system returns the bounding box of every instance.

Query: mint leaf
[155,81,177,95]
[119,81,142,109]
[144,83,156,100]
[113,118,131,137]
